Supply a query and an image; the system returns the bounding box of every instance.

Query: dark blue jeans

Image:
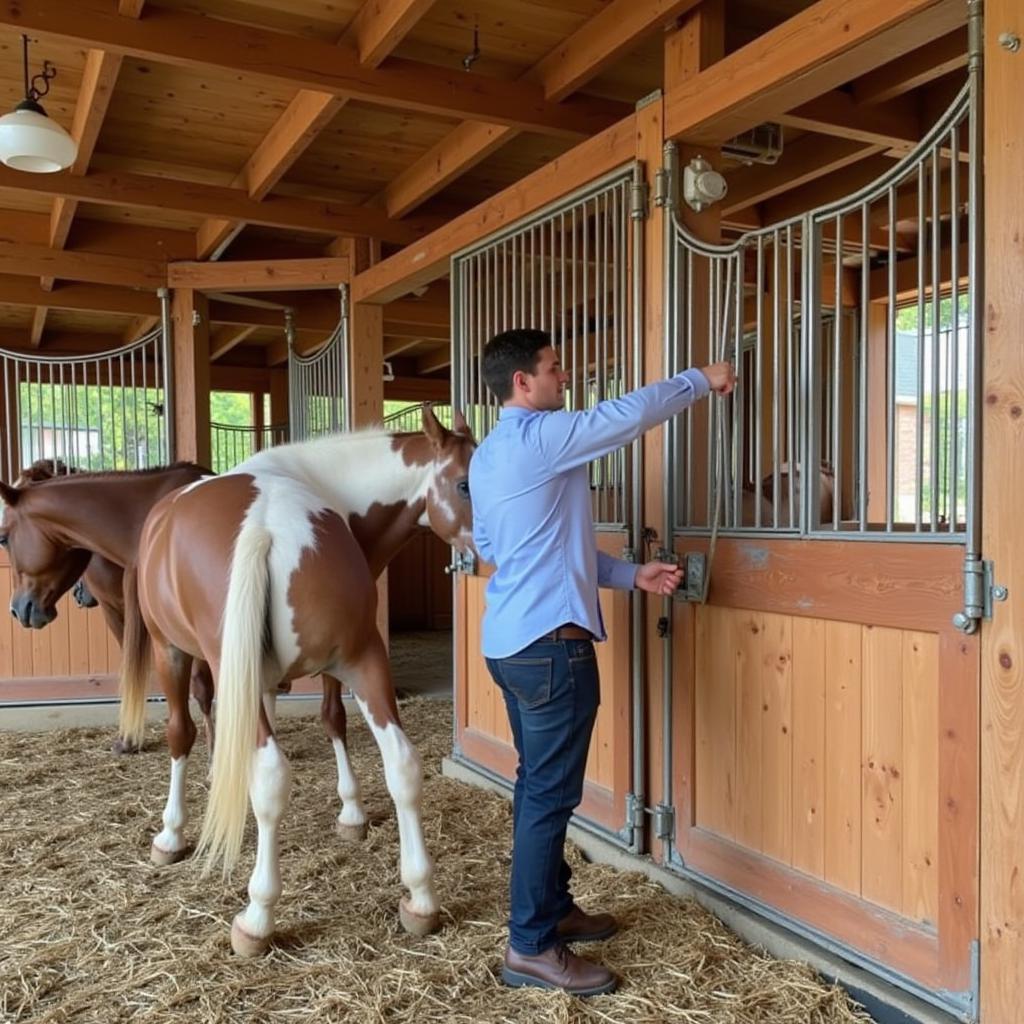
[486,637,600,955]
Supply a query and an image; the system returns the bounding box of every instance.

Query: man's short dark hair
[481,329,552,403]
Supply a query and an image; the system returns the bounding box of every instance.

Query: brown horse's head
[0,481,92,629]
[420,406,476,553]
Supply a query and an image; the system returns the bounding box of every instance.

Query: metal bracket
[630,180,649,221]
[621,545,636,563]
[953,557,1008,633]
[635,88,663,111]
[674,551,707,603]
[444,548,478,576]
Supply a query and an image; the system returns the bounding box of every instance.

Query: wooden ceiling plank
[416,347,451,374]
[0,166,427,246]
[168,257,351,292]
[378,0,695,218]
[383,336,428,358]
[122,314,159,342]
[665,0,965,145]
[4,2,625,139]
[354,114,636,305]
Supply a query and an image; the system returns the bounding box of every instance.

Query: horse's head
[420,405,476,554]
[0,481,91,629]
[14,458,72,485]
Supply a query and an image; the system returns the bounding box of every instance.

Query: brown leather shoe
[556,905,619,943]
[502,943,617,995]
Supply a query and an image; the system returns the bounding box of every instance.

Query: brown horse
[3,460,218,753]
[119,408,474,955]
[736,462,836,528]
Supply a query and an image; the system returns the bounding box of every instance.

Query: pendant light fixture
[0,35,77,173]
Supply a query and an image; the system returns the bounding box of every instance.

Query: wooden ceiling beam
[378,0,698,219]
[384,322,449,341]
[210,325,258,362]
[383,337,428,358]
[354,114,636,305]
[0,165,428,246]
[195,0,435,259]
[349,0,439,68]
[723,137,884,214]
[665,0,965,145]
[168,257,351,292]
[852,28,966,105]
[29,307,47,349]
[6,1,626,139]
[416,347,452,375]
[122,314,159,342]
[777,91,923,153]
[0,275,158,317]
[0,241,165,288]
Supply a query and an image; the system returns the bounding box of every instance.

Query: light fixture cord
[22,34,57,102]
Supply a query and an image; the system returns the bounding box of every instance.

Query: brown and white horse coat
[123,411,474,954]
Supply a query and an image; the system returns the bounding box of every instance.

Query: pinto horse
[119,408,474,955]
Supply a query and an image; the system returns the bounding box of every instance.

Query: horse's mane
[15,460,211,485]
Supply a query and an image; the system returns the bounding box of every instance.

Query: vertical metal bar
[859,203,870,529]
[886,187,897,531]
[805,215,823,533]
[786,224,796,528]
[683,246,692,526]
[950,122,961,531]
[915,161,926,531]
[930,147,942,531]
[755,236,764,527]
[832,213,843,530]
[772,229,781,528]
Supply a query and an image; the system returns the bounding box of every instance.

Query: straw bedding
[0,697,874,1023]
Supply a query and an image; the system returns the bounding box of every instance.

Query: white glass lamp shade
[0,100,77,173]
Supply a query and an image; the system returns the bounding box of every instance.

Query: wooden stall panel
[691,604,940,918]
[0,550,120,703]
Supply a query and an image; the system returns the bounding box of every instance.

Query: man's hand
[701,361,736,396]
[635,560,684,596]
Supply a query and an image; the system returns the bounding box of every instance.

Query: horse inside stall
[119,407,474,954]
[737,461,836,527]
[3,460,219,754]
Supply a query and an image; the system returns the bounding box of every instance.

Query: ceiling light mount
[0,34,78,173]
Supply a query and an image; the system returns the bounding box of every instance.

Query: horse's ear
[421,404,448,449]
[0,481,20,508]
[452,409,475,442]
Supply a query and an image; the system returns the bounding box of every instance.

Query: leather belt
[537,624,593,642]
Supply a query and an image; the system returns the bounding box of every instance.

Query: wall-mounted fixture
[0,35,78,173]
[382,361,395,382]
[682,156,728,213]
[462,20,481,71]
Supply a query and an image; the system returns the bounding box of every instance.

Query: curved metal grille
[0,307,172,481]
[288,285,350,440]
[210,421,288,473]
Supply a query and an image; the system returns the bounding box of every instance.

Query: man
[469,328,735,996]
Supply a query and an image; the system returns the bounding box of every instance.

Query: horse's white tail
[196,518,273,874]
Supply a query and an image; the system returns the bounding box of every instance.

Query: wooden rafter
[29,307,47,349]
[0,240,165,288]
[122,315,159,342]
[195,0,438,260]
[776,91,923,152]
[167,257,351,292]
[416,347,452,375]
[853,28,966,104]
[210,325,258,361]
[4,2,627,138]
[0,166,430,246]
[665,0,964,144]
[377,0,702,218]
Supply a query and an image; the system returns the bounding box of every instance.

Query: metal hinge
[630,180,649,221]
[673,551,707,603]
[618,792,646,844]
[654,803,675,841]
[953,557,1008,633]
[654,167,671,208]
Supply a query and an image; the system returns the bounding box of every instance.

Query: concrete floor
[0,629,454,731]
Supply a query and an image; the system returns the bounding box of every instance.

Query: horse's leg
[231,701,292,958]
[151,643,197,866]
[190,660,215,753]
[101,603,141,757]
[346,637,439,937]
[321,673,367,840]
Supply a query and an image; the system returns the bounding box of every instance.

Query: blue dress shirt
[469,368,711,658]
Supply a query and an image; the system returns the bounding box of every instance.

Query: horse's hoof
[112,737,141,755]
[335,820,367,842]
[231,918,271,958]
[399,897,440,937]
[150,842,189,867]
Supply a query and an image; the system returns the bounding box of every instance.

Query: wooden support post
[170,288,211,467]
[344,239,389,649]
[269,367,289,432]
[981,1,1024,1018]
[866,303,889,523]
[641,0,725,862]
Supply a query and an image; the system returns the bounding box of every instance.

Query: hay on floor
[0,697,875,1023]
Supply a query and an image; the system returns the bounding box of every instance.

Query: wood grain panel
[791,616,827,878]
[761,611,793,864]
